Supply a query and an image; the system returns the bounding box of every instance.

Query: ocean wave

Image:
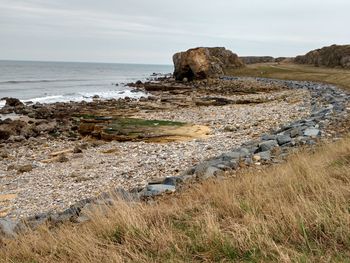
[0,89,147,109]
[0,79,93,84]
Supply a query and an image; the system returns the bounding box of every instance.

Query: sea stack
[173,47,244,81]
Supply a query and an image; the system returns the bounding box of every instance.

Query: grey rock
[304,128,321,137]
[195,162,224,179]
[220,151,241,161]
[256,151,271,161]
[142,184,176,197]
[224,159,239,169]
[258,140,278,152]
[276,134,292,145]
[0,218,18,238]
[261,134,277,141]
[306,139,316,145]
[281,140,297,148]
[202,166,223,179]
[239,147,252,157]
[290,128,302,138]
[245,157,253,165]
[163,176,184,186]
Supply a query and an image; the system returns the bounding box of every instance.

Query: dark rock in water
[173,47,244,81]
[1,97,24,107]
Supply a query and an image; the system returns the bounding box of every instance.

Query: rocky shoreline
[0,76,349,237]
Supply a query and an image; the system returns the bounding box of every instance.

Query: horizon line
[0,59,173,67]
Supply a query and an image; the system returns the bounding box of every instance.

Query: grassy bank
[228,62,350,91]
[1,135,349,262]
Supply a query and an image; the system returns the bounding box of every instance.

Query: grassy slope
[228,62,350,91]
[1,63,349,262]
[1,137,349,262]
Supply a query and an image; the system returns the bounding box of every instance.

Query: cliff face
[173,47,244,81]
[295,44,350,69]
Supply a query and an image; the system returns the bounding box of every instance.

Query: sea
[0,60,173,108]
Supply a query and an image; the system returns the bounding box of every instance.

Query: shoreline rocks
[0,76,349,238]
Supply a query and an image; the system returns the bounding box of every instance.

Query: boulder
[173,47,244,81]
[1,97,24,107]
[0,120,29,141]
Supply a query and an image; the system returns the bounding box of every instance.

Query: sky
[0,0,349,64]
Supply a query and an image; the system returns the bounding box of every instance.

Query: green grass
[104,118,185,136]
[228,62,350,91]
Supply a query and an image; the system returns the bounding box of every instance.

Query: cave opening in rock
[181,65,195,81]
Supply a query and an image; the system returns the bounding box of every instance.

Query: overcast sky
[0,0,349,64]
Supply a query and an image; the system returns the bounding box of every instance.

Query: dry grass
[1,135,349,262]
[228,62,350,91]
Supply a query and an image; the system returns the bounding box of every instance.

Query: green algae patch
[78,117,208,143]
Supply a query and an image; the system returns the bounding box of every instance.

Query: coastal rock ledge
[173,47,244,81]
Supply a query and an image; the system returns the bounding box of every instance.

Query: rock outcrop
[1,97,24,108]
[294,44,350,69]
[173,47,244,81]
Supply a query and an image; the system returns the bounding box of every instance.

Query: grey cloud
[0,0,349,64]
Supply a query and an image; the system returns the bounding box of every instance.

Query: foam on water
[0,60,172,108]
[22,88,146,105]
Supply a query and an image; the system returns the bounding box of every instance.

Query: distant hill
[240,56,274,64]
[295,44,350,69]
[239,56,290,64]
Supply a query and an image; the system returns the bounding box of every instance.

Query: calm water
[0,60,173,106]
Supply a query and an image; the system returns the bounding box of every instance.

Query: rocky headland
[0,47,349,237]
[173,47,244,81]
[295,44,350,68]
